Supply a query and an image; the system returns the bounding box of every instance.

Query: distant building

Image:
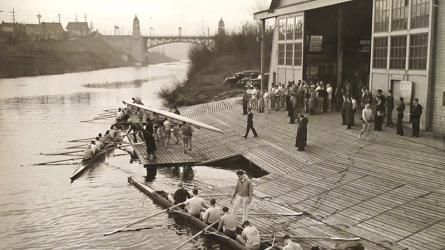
[66,22,89,37]
[0,22,15,32]
[133,15,140,36]
[40,22,65,40]
[218,18,225,36]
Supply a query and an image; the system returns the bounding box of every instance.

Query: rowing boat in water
[69,139,120,183]
[128,176,262,250]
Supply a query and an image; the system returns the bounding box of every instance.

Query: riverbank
[0,37,175,78]
[160,54,259,106]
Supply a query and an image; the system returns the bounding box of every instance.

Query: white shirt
[202,206,222,224]
[326,86,333,98]
[283,241,304,250]
[242,226,261,247]
[185,196,205,215]
[362,108,373,122]
[90,144,97,154]
[164,120,172,131]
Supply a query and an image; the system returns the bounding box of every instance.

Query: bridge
[144,35,214,50]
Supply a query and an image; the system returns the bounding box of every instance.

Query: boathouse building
[255,0,444,136]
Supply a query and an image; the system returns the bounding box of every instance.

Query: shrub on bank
[159,22,272,107]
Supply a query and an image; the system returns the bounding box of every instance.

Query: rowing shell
[69,142,115,183]
[122,101,223,134]
[128,176,255,250]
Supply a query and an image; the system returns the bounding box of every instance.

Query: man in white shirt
[282,234,303,250]
[359,103,374,139]
[90,140,97,154]
[236,220,261,250]
[184,189,205,218]
[201,198,222,224]
[163,118,172,147]
[326,83,333,112]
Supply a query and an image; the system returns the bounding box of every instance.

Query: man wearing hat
[231,170,253,222]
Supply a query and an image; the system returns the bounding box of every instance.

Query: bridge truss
[143,36,215,50]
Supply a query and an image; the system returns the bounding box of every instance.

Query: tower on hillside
[133,15,140,36]
[218,17,225,36]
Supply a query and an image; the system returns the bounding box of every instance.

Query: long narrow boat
[128,176,261,250]
[69,131,127,183]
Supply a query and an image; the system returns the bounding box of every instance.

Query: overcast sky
[0,0,271,35]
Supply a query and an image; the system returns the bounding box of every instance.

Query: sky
[0,0,271,36]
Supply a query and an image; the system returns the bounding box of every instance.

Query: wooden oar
[30,157,84,166]
[173,220,219,250]
[103,201,186,236]
[115,222,164,233]
[261,235,360,241]
[40,149,85,156]
[68,137,95,143]
[247,212,303,217]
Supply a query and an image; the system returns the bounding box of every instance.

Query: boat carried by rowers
[127,176,274,250]
[70,133,125,183]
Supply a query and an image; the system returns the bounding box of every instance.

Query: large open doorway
[304,0,372,99]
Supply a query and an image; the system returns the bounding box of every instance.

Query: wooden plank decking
[129,97,445,250]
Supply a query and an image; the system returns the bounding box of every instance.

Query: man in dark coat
[242,91,248,115]
[143,125,157,161]
[410,98,423,137]
[295,113,308,151]
[289,93,296,124]
[375,96,385,131]
[396,97,405,136]
[244,108,258,138]
[344,97,354,129]
[386,90,395,127]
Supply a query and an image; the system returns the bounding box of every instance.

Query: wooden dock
[129,97,445,250]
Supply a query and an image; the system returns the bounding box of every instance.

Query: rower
[116,108,124,122]
[184,188,205,219]
[236,220,261,250]
[201,198,222,224]
[218,206,237,239]
[129,121,144,143]
[90,140,97,154]
[173,182,191,209]
[282,234,303,250]
[83,147,94,161]
[103,130,112,143]
[99,133,105,144]
[95,137,103,151]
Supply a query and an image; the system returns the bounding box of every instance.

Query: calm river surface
[0,62,237,250]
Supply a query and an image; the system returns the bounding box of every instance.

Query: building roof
[66,22,89,30]
[254,0,353,20]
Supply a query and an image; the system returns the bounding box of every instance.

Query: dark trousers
[386,108,394,126]
[396,113,404,136]
[412,118,420,137]
[341,110,346,125]
[244,123,257,137]
[375,116,383,131]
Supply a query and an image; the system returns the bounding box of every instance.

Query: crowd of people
[114,98,194,161]
[241,80,424,146]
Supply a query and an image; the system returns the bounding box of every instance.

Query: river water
[0,62,237,250]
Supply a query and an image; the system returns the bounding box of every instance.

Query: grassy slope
[0,37,132,78]
[161,54,259,106]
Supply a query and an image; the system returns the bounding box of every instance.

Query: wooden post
[260,19,266,93]
[337,5,343,91]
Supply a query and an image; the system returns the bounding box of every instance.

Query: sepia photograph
[0,0,444,249]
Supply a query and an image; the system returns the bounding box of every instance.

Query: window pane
[375,0,390,32]
[278,44,285,65]
[286,17,294,40]
[293,42,302,66]
[392,0,408,31]
[285,43,293,65]
[373,37,388,68]
[294,16,303,40]
[409,33,428,70]
[278,19,286,40]
[390,36,407,69]
[411,0,430,28]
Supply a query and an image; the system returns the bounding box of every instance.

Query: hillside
[0,37,176,78]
